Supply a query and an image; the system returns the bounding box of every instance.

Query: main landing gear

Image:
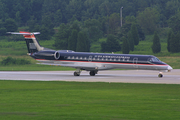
[73,69,98,76]
[158,72,163,78]
[89,70,98,76]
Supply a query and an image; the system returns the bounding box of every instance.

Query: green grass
[0,81,180,120]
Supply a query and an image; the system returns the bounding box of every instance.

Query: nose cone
[167,65,173,72]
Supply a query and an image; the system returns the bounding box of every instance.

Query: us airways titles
[94,55,130,61]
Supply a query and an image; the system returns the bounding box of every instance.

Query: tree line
[0,0,180,53]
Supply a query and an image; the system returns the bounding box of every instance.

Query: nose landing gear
[74,68,81,76]
[158,72,163,78]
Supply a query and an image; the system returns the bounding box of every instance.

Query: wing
[37,63,97,71]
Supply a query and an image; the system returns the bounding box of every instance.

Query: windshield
[149,57,160,62]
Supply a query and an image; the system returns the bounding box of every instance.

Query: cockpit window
[149,57,160,62]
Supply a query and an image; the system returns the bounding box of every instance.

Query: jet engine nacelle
[32,50,60,60]
[54,51,60,60]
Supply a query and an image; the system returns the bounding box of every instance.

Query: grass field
[0,81,180,120]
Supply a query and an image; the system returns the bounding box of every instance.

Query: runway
[0,70,180,84]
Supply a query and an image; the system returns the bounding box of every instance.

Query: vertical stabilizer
[8,31,44,53]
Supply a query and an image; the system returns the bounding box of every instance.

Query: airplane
[7,31,172,77]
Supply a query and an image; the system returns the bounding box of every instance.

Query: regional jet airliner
[8,31,172,77]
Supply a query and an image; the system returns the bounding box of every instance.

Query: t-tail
[7,31,44,53]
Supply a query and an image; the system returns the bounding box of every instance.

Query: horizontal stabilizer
[7,32,40,35]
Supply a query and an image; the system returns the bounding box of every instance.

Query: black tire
[158,74,163,78]
[74,72,80,76]
[90,71,95,76]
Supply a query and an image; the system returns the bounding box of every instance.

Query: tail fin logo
[29,43,37,49]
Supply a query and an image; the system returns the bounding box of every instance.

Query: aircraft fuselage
[32,50,171,72]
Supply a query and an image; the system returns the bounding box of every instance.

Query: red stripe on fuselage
[35,59,168,66]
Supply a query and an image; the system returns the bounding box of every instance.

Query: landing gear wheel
[158,74,163,78]
[90,71,96,76]
[74,72,80,76]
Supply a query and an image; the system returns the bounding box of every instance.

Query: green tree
[101,41,108,52]
[125,16,136,24]
[4,18,17,32]
[98,16,108,35]
[15,11,21,26]
[137,7,160,34]
[167,29,172,52]
[0,27,7,36]
[71,20,80,32]
[165,0,180,20]
[101,34,121,52]
[0,20,6,36]
[39,25,51,40]
[131,23,139,45]
[119,23,132,39]
[152,32,161,53]
[76,31,89,52]
[53,23,70,50]
[0,1,6,20]
[122,37,130,54]
[84,19,102,43]
[176,32,180,52]
[27,16,37,32]
[170,32,180,53]
[108,13,120,35]
[41,14,55,36]
[127,31,134,51]
[137,25,145,41]
[168,11,180,34]
[54,9,63,27]
[99,1,111,17]
[68,29,78,51]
